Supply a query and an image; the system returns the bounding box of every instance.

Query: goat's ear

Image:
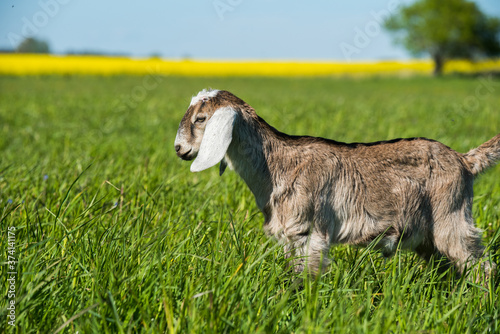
[219,158,228,176]
[190,107,237,172]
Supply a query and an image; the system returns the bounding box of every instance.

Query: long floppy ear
[190,107,237,172]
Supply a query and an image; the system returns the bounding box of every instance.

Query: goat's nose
[175,144,181,153]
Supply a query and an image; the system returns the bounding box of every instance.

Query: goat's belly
[334,217,426,255]
[334,216,394,244]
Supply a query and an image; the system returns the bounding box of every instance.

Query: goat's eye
[195,116,206,123]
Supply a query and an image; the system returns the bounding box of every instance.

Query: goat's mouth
[177,149,196,161]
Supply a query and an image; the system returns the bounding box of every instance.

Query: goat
[175,89,500,278]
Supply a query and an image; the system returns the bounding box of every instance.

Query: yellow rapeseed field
[1,54,499,76]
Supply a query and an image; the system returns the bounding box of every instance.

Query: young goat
[175,89,500,278]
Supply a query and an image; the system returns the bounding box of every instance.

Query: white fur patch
[190,89,220,106]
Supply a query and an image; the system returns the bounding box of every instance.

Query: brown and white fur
[175,89,500,278]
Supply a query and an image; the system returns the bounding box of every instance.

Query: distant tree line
[16,37,50,54]
[2,37,130,57]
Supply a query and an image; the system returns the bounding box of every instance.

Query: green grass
[1,75,499,333]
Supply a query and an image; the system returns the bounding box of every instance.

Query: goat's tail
[463,134,500,176]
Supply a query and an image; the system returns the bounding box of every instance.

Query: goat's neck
[225,115,277,211]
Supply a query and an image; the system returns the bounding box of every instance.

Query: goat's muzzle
[175,144,195,161]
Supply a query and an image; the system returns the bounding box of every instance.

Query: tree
[16,37,50,54]
[384,0,500,76]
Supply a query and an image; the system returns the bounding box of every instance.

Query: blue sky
[1,0,499,60]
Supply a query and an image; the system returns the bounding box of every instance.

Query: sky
[1,0,499,61]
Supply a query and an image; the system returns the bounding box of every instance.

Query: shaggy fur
[175,89,500,277]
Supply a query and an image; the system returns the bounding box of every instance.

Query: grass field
[1,75,499,333]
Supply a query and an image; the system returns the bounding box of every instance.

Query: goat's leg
[433,211,495,278]
[284,231,330,276]
[305,232,331,275]
[414,241,456,275]
[283,235,308,274]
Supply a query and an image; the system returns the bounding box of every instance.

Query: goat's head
[174,89,239,173]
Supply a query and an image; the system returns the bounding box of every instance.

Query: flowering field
[1,54,500,76]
